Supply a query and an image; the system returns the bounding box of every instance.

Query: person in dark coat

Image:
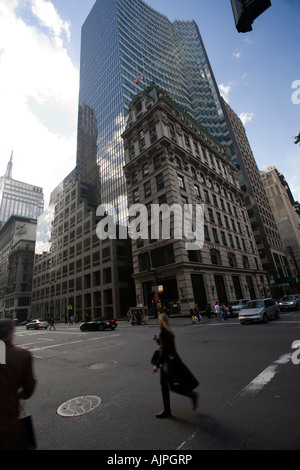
[0,319,36,450]
[152,314,199,418]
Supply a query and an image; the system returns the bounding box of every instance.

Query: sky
[0,0,299,209]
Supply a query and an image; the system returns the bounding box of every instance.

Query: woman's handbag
[18,402,37,450]
[151,350,160,365]
[19,415,36,450]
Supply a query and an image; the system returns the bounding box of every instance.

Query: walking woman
[152,314,199,418]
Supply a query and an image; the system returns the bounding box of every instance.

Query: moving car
[26,319,49,330]
[278,295,300,311]
[229,299,249,317]
[239,298,280,324]
[80,317,118,332]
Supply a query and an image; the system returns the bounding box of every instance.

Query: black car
[80,317,118,332]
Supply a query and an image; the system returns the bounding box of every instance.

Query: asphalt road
[13,312,300,451]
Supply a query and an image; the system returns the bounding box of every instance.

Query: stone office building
[0,215,37,321]
[221,100,293,291]
[122,85,269,315]
[31,168,135,322]
[261,166,300,278]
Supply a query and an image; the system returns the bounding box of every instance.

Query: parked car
[26,319,49,330]
[229,299,249,317]
[239,298,280,324]
[277,295,300,311]
[80,317,118,332]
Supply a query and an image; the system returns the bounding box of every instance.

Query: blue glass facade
[78,0,227,207]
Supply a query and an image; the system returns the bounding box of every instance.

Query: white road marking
[177,428,200,450]
[21,334,120,352]
[86,334,120,341]
[177,351,293,450]
[238,353,292,396]
[25,340,84,351]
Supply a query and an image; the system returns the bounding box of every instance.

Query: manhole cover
[57,396,102,417]
[88,360,117,370]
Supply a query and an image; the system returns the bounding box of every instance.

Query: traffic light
[231,0,272,33]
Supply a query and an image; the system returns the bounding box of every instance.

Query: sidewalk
[57,315,218,329]
[117,314,217,328]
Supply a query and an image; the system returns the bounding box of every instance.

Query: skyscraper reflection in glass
[78,0,227,209]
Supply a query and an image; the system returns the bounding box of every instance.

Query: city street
[13,312,300,451]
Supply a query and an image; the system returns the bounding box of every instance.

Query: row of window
[189,248,253,270]
[204,224,255,254]
[33,264,129,300]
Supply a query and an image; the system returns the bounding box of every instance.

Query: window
[228,252,237,267]
[208,208,214,223]
[204,225,210,241]
[178,175,186,190]
[138,244,175,271]
[212,194,218,207]
[235,236,241,250]
[149,120,157,144]
[181,195,189,208]
[158,194,167,205]
[153,154,161,169]
[169,123,176,142]
[133,189,139,203]
[217,212,223,226]
[175,157,181,169]
[129,139,135,159]
[156,173,164,191]
[184,134,190,148]
[132,170,138,184]
[139,130,145,151]
[242,255,250,269]
[212,228,219,244]
[210,249,222,266]
[144,181,151,198]
[191,166,197,179]
[221,231,227,246]
[194,185,201,198]
[142,163,149,177]
[188,250,202,263]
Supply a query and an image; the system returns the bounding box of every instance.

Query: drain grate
[57,396,102,417]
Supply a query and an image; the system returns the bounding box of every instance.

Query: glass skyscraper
[78,0,227,209]
[78,0,291,287]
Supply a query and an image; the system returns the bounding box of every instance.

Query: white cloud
[0,0,79,207]
[219,83,232,103]
[239,112,254,125]
[233,49,241,59]
[30,0,71,46]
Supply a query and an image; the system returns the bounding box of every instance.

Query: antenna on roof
[5,150,13,178]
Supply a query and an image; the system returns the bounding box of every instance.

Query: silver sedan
[26,319,49,330]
